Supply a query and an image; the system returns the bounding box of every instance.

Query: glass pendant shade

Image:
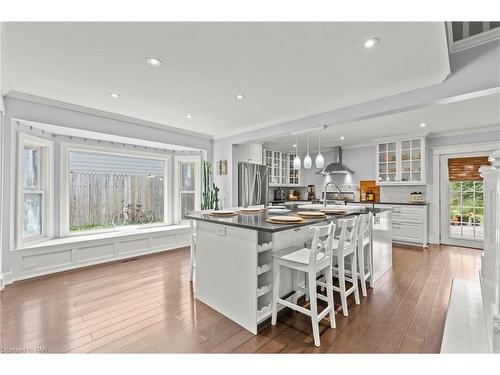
[304,136,312,169]
[304,154,312,169]
[293,155,301,170]
[293,135,301,170]
[315,152,325,168]
[315,131,324,168]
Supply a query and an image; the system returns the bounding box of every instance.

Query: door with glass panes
[440,153,490,248]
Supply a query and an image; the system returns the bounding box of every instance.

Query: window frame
[173,154,202,223]
[60,142,171,237]
[17,133,54,247]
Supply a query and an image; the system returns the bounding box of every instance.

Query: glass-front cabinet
[376,137,425,185]
[263,149,300,186]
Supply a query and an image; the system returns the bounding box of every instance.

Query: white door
[440,152,490,248]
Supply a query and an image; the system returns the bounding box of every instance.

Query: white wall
[0,22,4,287]
[297,146,375,196]
[1,97,212,279]
[212,138,233,207]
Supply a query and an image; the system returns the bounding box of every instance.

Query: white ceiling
[2,22,450,137]
[261,93,500,152]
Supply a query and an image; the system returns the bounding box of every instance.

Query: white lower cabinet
[375,204,428,247]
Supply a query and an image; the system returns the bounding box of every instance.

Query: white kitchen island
[185,207,392,334]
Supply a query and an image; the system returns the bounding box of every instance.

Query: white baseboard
[1,271,14,288]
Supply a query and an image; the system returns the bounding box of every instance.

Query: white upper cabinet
[234,143,263,165]
[376,136,426,185]
[263,148,301,186]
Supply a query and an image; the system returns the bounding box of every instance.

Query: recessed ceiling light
[363,37,380,49]
[146,57,162,67]
[110,92,120,98]
[186,114,193,119]
[293,144,296,148]
[236,94,246,100]
[340,136,345,140]
[420,123,427,128]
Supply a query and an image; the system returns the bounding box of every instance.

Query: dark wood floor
[0,244,480,353]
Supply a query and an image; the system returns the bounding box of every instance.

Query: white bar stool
[271,223,336,347]
[356,212,373,297]
[318,216,360,317]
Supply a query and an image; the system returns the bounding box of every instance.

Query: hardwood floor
[0,244,480,353]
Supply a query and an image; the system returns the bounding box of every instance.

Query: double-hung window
[17,133,53,246]
[174,155,201,222]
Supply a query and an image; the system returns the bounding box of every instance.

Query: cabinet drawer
[392,211,422,223]
[392,222,423,240]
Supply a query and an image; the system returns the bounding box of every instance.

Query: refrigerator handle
[244,163,249,207]
[249,166,257,206]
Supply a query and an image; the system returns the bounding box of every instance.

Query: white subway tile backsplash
[380,185,426,203]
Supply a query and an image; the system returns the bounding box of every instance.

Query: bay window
[174,155,201,222]
[61,144,169,235]
[17,133,53,246]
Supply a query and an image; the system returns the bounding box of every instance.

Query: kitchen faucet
[323,182,341,207]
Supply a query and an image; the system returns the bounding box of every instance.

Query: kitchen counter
[187,206,393,334]
[185,207,390,233]
[348,201,428,206]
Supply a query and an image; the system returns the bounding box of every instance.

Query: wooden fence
[69,172,164,230]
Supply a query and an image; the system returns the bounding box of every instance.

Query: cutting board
[360,180,380,203]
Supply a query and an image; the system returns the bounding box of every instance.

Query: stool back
[337,216,359,256]
[308,222,336,265]
[357,212,373,246]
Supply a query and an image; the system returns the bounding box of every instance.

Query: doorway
[440,153,490,248]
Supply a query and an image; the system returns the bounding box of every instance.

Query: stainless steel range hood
[317,146,354,175]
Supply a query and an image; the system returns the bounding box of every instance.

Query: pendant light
[304,135,312,169]
[315,131,325,168]
[293,136,301,170]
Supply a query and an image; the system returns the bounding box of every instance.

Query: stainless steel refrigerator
[238,162,269,207]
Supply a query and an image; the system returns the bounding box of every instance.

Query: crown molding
[5,91,213,141]
[428,125,500,139]
[431,140,500,155]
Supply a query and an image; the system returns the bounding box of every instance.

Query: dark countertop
[347,201,428,206]
[185,207,391,233]
[269,200,427,206]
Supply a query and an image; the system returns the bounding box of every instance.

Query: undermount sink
[297,204,364,211]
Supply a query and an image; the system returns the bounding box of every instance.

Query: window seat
[9,223,192,284]
[16,223,191,251]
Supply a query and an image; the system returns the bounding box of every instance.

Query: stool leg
[292,269,298,305]
[359,244,367,297]
[338,256,348,317]
[325,265,336,329]
[189,242,195,283]
[271,260,281,325]
[304,276,310,302]
[367,240,374,288]
[352,252,360,305]
[308,271,320,347]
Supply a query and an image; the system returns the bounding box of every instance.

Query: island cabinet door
[195,221,259,334]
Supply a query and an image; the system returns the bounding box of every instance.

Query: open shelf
[257,283,272,297]
[257,263,272,275]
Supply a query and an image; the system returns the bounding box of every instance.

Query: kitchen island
[185,207,392,334]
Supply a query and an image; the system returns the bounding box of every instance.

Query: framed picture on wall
[216,160,228,175]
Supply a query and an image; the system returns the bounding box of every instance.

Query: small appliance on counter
[365,189,375,202]
[307,184,316,201]
[410,192,425,203]
[273,187,285,202]
[288,190,301,201]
